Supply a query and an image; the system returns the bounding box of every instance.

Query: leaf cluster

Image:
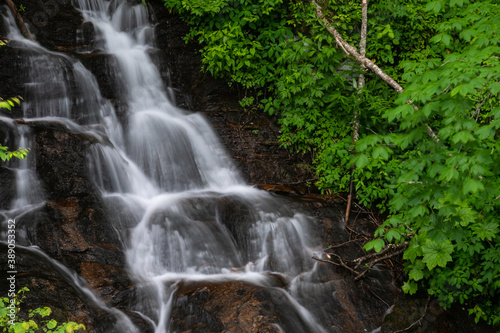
[164,0,500,326]
[0,288,86,333]
[0,96,29,162]
[362,0,500,325]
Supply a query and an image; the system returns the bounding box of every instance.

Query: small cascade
[17,245,139,333]
[10,126,44,210]
[0,117,44,212]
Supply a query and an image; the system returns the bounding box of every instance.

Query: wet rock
[0,243,118,332]
[381,294,497,333]
[170,281,316,333]
[29,121,96,200]
[0,167,15,209]
[77,54,122,101]
[0,45,27,115]
[18,0,84,52]
[4,121,152,332]
[216,194,254,257]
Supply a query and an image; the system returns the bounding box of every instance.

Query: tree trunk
[314,0,439,222]
[313,1,403,93]
[345,0,368,225]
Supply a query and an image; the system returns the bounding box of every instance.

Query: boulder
[170,280,318,333]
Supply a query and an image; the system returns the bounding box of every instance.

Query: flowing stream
[1,0,332,331]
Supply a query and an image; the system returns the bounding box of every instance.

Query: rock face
[15,0,84,51]
[381,294,496,333]
[150,0,314,186]
[170,281,316,333]
[1,121,152,332]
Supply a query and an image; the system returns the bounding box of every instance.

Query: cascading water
[1,0,335,331]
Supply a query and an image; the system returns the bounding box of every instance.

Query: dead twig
[354,247,406,280]
[312,255,359,276]
[325,238,366,250]
[353,242,408,269]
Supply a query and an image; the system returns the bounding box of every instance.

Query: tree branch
[353,241,409,269]
[314,239,408,280]
[313,1,403,94]
[312,254,359,276]
[313,1,440,143]
[354,247,405,280]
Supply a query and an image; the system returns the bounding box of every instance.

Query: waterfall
[1,1,331,332]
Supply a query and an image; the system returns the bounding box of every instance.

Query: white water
[1,1,329,331]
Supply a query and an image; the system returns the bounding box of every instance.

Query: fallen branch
[314,240,408,280]
[325,238,366,249]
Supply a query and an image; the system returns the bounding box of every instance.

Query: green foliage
[165,0,499,326]
[0,287,86,333]
[0,145,29,162]
[0,96,29,162]
[0,96,21,113]
[362,0,500,326]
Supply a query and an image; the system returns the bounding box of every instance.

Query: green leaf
[441,34,451,46]
[385,229,402,242]
[471,221,499,241]
[47,320,57,329]
[425,1,443,14]
[402,281,418,294]
[355,154,369,169]
[451,130,475,144]
[363,238,385,253]
[0,101,12,110]
[462,178,484,195]
[408,260,425,281]
[475,126,494,140]
[459,84,476,97]
[422,239,453,270]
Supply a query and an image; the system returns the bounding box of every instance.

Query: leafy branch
[0,96,29,161]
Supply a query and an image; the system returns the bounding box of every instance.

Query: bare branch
[354,247,406,280]
[353,241,409,269]
[312,255,359,276]
[314,1,440,143]
[345,0,368,225]
[325,238,365,249]
[312,1,404,94]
